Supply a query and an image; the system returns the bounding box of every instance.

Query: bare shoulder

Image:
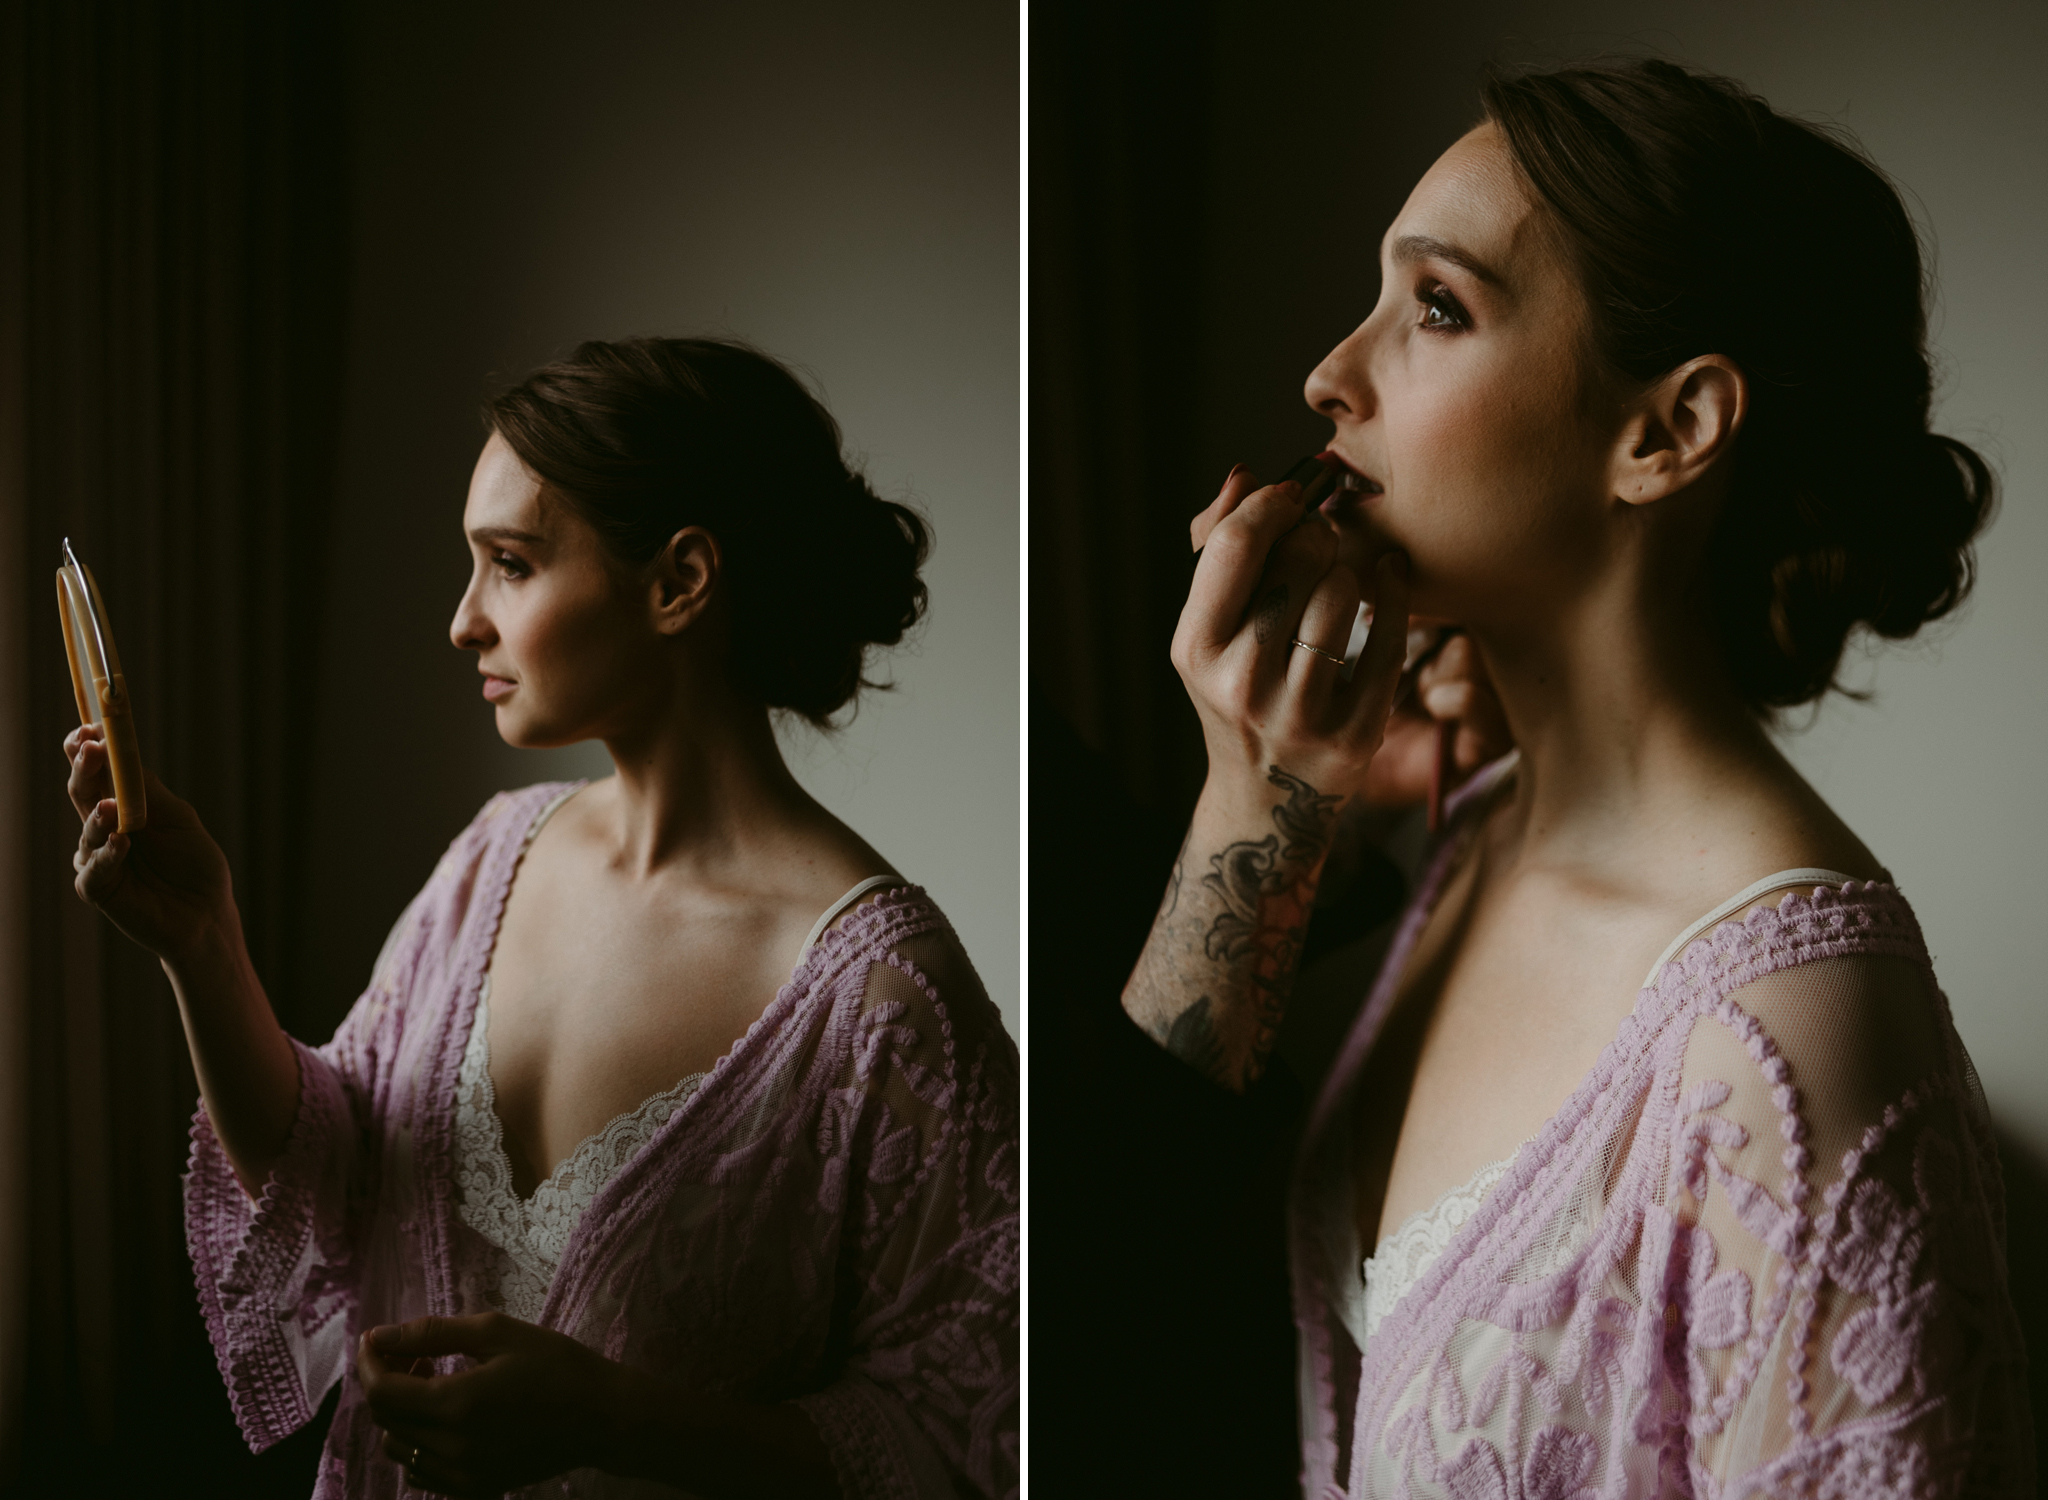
[1651,738,1888,925]
[1747,744,1887,881]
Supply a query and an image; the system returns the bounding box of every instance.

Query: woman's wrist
[158,902,250,984]
[1194,757,1350,849]
[1125,763,1345,1091]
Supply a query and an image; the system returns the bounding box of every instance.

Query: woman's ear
[650,527,721,634]
[1611,354,1747,507]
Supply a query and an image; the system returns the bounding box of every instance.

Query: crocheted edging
[1291,1243,1349,1491]
[1364,1152,1519,1339]
[1295,779,1513,1493]
[407,781,585,1339]
[794,1377,920,1500]
[183,1035,348,1450]
[1648,881,1926,1008]
[690,884,944,1116]
[541,886,951,1332]
[1339,880,1932,1482]
[853,947,964,1249]
[453,982,711,1323]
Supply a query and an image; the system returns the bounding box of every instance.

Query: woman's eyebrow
[1391,233,1505,289]
[468,525,546,546]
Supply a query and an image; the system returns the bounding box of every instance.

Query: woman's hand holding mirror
[66,724,234,967]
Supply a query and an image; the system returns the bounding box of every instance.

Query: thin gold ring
[409,1444,422,1470]
[1290,638,1346,665]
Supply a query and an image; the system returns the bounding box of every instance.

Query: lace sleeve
[1661,948,2033,1497]
[792,924,1021,1500]
[181,887,431,1452]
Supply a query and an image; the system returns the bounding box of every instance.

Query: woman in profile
[65,338,1017,1499]
[1122,60,2031,1496]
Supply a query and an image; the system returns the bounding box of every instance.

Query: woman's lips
[483,676,516,702]
[1321,468,1384,516]
[1317,451,1383,509]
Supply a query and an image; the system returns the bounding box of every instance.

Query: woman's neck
[591,677,825,883]
[1468,568,1781,883]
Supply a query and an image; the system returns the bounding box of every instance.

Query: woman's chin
[491,706,552,750]
[495,712,595,753]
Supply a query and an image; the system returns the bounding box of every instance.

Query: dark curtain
[1030,6,1427,1492]
[1030,6,1317,1494]
[1030,0,1218,818]
[0,2,349,1490]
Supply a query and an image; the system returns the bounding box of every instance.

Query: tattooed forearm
[1269,767,1343,860]
[1122,766,1344,1091]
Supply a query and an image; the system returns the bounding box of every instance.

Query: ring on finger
[1290,637,1347,665]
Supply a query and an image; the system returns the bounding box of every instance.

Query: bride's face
[1306,123,1622,626]
[449,433,661,747]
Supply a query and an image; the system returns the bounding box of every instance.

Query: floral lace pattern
[1362,1153,1516,1342]
[451,983,704,1323]
[183,782,1019,1500]
[1291,767,2033,1500]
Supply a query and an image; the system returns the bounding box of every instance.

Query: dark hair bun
[486,337,930,725]
[1484,59,1995,709]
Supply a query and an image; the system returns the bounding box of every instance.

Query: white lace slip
[453,983,706,1322]
[451,787,901,1323]
[1350,868,1876,1352]
[1361,1152,1518,1343]
[450,782,709,1321]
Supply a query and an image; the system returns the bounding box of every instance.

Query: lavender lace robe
[184,783,1019,1499]
[1292,766,2033,1499]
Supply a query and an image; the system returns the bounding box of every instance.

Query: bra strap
[799,874,903,957]
[1640,867,1870,987]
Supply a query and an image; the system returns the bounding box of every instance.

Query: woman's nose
[1304,324,1375,424]
[449,574,494,652]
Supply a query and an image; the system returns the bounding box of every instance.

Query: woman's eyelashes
[489,550,531,579]
[1416,282,1470,333]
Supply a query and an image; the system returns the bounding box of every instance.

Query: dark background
[1030,0,2047,1491]
[0,1,1016,1493]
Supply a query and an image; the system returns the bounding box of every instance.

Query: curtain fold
[0,1,349,1486]
[1029,0,1218,815]
[0,0,31,1475]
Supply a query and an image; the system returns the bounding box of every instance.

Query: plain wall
[1190,0,2048,1161]
[299,2,1018,1040]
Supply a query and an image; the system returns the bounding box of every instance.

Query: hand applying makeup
[1123,463,1415,1092]
[1185,463,1512,814]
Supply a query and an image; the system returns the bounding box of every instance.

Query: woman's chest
[481,864,807,1198]
[1354,864,1679,1246]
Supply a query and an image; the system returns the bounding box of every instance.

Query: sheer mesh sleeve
[181,881,437,1451]
[1665,949,2032,1497]
[792,926,1020,1500]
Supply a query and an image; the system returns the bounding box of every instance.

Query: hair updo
[485,337,930,726]
[1481,59,1995,710]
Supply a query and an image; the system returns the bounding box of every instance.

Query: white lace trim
[448,781,881,1323]
[453,983,705,1321]
[1361,1152,1516,1341]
